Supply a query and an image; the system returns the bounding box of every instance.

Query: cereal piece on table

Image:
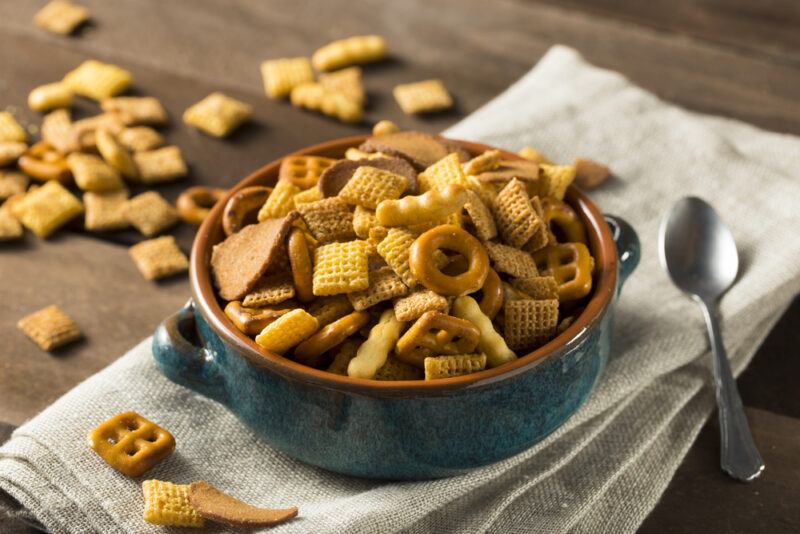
[375,184,466,227]
[101,96,168,126]
[493,178,542,248]
[40,109,77,153]
[17,305,81,350]
[319,66,365,105]
[338,165,407,209]
[133,146,187,184]
[292,186,322,205]
[28,82,73,112]
[451,295,516,368]
[117,126,164,152]
[327,339,360,375]
[463,189,497,241]
[290,82,363,123]
[129,236,188,280]
[70,112,126,151]
[95,129,138,180]
[63,60,132,101]
[255,309,318,354]
[260,57,314,98]
[312,240,370,296]
[308,295,353,328]
[511,275,559,300]
[348,309,403,379]
[256,180,300,221]
[0,206,23,241]
[463,149,501,176]
[278,155,336,190]
[34,0,89,35]
[242,274,296,307]
[372,119,399,137]
[188,481,298,528]
[573,157,610,189]
[395,311,481,368]
[347,267,408,311]
[376,227,417,288]
[0,142,27,167]
[124,191,179,237]
[142,480,204,528]
[375,355,423,381]
[87,411,175,477]
[424,353,487,380]
[484,241,538,278]
[312,35,387,71]
[183,92,252,138]
[417,153,468,193]
[0,171,28,199]
[67,152,124,192]
[295,197,355,243]
[11,181,83,238]
[84,189,129,231]
[0,112,27,143]
[352,205,377,239]
[518,146,551,165]
[504,298,559,351]
[540,163,576,201]
[393,79,453,115]
[393,288,449,322]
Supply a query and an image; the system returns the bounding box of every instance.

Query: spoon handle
[698,299,764,481]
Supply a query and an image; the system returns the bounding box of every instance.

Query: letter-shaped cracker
[348,309,403,379]
[375,184,467,227]
[451,296,516,368]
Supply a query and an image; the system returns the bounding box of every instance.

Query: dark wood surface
[0,1,798,532]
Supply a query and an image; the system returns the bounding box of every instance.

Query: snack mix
[212,130,598,381]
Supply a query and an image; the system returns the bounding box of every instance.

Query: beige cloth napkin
[2,46,799,534]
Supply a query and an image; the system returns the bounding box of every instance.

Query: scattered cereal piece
[393,79,453,115]
[0,205,23,241]
[70,112,126,151]
[124,191,179,237]
[87,411,175,477]
[417,153,468,193]
[573,157,610,189]
[424,354,486,380]
[278,155,336,190]
[142,480,204,528]
[28,83,73,112]
[372,119,399,137]
[66,152,125,192]
[0,171,28,199]
[257,180,300,221]
[40,109,77,153]
[376,227,417,288]
[375,355,423,381]
[63,60,132,101]
[183,92,252,138]
[319,66,365,105]
[540,164,576,201]
[393,288,449,322]
[338,165,407,209]
[242,274,296,307]
[34,0,89,35]
[17,305,82,351]
[504,299,559,351]
[312,35,386,71]
[347,267,408,311]
[95,129,138,180]
[295,197,355,244]
[518,146,551,165]
[11,180,83,237]
[260,57,314,98]
[189,480,298,528]
[0,142,27,167]
[493,178,542,248]
[484,241,539,278]
[101,96,168,126]
[83,189,129,231]
[117,126,164,152]
[133,146,187,184]
[0,112,27,143]
[290,82,363,123]
[511,276,559,300]
[129,236,189,280]
[255,309,318,354]
[312,240,370,296]
[308,295,353,328]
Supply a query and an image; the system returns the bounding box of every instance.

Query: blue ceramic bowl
[153,136,639,480]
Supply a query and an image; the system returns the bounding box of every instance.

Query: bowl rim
[190,135,617,396]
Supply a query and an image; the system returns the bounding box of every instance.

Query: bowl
[152,135,640,479]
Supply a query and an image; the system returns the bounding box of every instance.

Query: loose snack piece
[573,157,610,189]
[348,309,403,379]
[295,197,355,243]
[176,186,225,226]
[319,66,366,105]
[63,60,132,100]
[67,152,124,192]
[28,82,73,112]
[255,309,319,354]
[189,480,298,528]
[376,227,418,288]
[393,288,449,322]
[347,267,408,311]
[451,296,516,368]
[225,301,291,336]
[257,180,300,221]
[118,126,164,152]
[129,236,189,280]
[84,189,130,231]
[87,411,175,477]
[532,242,593,301]
[393,79,453,115]
[288,228,314,302]
[0,112,27,143]
[70,112,127,151]
[142,480,204,528]
[133,146,187,184]
[34,0,89,35]
[511,276,559,300]
[261,57,314,98]
[312,240,370,296]
[17,305,82,351]
[124,191,179,236]
[0,203,23,241]
[504,299,559,351]
[540,163,576,200]
[11,180,83,237]
[424,353,487,380]
[409,225,489,296]
[290,82,363,123]
[352,206,377,239]
[183,92,252,138]
[222,185,271,236]
[518,146,551,165]
[484,241,538,279]
[294,311,370,364]
[493,178,542,248]
[279,155,336,190]
[372,119,399,137]
[0,171,28,199]
[312,35,387,71]
[242,274,295,307]
[395,311,481,368]
[308,295,353,328]
[40,109,76,154]
[0,142,27,167]
[376,183,466,227]
[319,157,418,198]
[101,96,168,126]
[338,165,407,209]
[94,129,138,180]
[417,153,468,193]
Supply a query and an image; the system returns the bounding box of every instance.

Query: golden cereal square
[66,152,125,192]
[0,112,26,143]
[133,146,187,184]
[376,227,417,288]
[261,57,314,98]
[337,165,407,209]
[0,141,27,167]
[63,60,132,101]
[142,480,204,528]
[183,92,252,138]
[255,309,319,354]
[484,241,539,278]
[17,305,82,351]
[101,96,168,126]
[352,206,377,239]
[393,79,453,115]
[290,82,363,123]
[83,190,129,231]
[0,171,28,200]
[34,0,89,35]
[124,191,179,237]
[129,236,189,280]
[424,354,487,380]
[312,240,370,296]
[540,164,576,200]
[11,181,83,238]
[418,153,468,192]
[242,274,296,307]
[118,127,164,152]
[319,66,365,105]
[312,35,387,71]
[257,180,300,221]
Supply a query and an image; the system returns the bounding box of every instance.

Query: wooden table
[1,1,798,531]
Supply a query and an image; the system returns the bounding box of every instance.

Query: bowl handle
[603,214,640,291]
[152,300,227,401]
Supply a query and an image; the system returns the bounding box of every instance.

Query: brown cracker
[17,305,82,351]
[359,132,450,170]
[11,180,83,238]
[189,481,298,528]
[347,267,408,311]
[83,190,130,231]
[124,191,179,237]
[295,197,355,244]
[41,109,78,153]
[337,165,407,209]
[129,236,189,280]
[504,298,559,351]
[376,227,417,288]
[392,288,449,322]
[66,152,125,192]
[484,241,539,278]
[183,92,252,138]
[319,157,418,198]
[573,157,610,189]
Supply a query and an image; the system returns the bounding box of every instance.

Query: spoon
[659,196,764,481]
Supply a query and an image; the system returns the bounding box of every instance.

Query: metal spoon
[659,196,764,481]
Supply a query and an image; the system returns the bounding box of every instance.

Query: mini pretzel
[541,197,587,244]
[409,225,489,296]
[224,301,292,336]
[87,411,175,477]
[479,268,503,319]
[293,311,369,364]
[222,186,272,236]
[176,186,227,226]
[531,242,593,301]
[17,141,71,183]
[288,227,313,302]
[394,311,481,368]
[375,184,467,227]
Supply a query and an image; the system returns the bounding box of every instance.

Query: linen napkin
[2,45,799,534]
